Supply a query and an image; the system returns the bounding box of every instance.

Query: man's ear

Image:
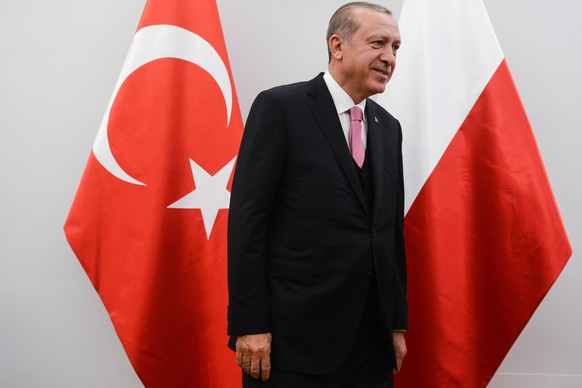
[328,34,344,60]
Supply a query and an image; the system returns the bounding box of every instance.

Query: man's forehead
[357,14,400,39]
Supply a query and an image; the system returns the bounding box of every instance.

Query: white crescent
[92,24,233,186]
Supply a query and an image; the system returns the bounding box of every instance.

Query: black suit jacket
[227,73,407,375]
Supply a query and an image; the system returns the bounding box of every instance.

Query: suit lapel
[366,102,384,223]
[307,75,367,212]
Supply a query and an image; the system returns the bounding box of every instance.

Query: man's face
[336,9,401,103]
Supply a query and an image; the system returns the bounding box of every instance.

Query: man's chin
[370,84,388,96]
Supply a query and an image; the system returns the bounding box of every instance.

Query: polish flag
[64,0,242,386]
[377,0,572,386]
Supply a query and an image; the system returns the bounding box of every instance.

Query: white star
[168,157,236,239]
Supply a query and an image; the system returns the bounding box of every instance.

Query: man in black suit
[227,2,407,386]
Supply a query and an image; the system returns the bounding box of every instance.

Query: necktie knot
[349,106,363,122]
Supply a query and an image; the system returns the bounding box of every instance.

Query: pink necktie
[349,106,365,168]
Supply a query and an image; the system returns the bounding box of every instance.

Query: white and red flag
[378,0,572,386]
[64,0,242,386]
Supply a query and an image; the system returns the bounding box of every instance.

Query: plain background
[1,0,580,387]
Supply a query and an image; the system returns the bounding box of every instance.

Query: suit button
[364,271,372,280]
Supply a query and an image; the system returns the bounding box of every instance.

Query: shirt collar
[323,71,367,120]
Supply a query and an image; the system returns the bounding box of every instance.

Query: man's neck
[327,65,365,104]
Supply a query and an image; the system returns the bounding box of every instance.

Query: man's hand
[235,333,272,382]
[393,331,407,374]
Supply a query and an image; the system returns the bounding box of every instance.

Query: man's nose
[380,46,396,63]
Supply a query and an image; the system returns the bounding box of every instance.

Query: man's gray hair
[326,2,393,62]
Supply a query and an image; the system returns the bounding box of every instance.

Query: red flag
[64,1,242,386]
[378,0,572,386]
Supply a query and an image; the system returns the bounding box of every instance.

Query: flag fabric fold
[377,0,572,386]
[64,0,243,386]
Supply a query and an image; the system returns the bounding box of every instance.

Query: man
[227,2,407,386]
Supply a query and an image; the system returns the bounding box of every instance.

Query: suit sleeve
[392,120,408,331]
[227,90,285,339]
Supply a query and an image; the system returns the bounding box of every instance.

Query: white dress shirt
[323,71,367,150]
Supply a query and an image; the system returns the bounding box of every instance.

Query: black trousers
[243,282,393,388]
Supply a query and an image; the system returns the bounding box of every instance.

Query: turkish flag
[377,0,572,386]
[64,0,242,386]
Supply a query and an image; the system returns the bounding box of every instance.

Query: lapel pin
[374,116,379,124]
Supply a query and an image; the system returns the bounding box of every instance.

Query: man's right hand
[235,333,272,382]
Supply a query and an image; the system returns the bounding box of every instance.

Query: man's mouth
[373,65,392,77]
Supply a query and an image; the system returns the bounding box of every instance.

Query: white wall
[1,1,580,387]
